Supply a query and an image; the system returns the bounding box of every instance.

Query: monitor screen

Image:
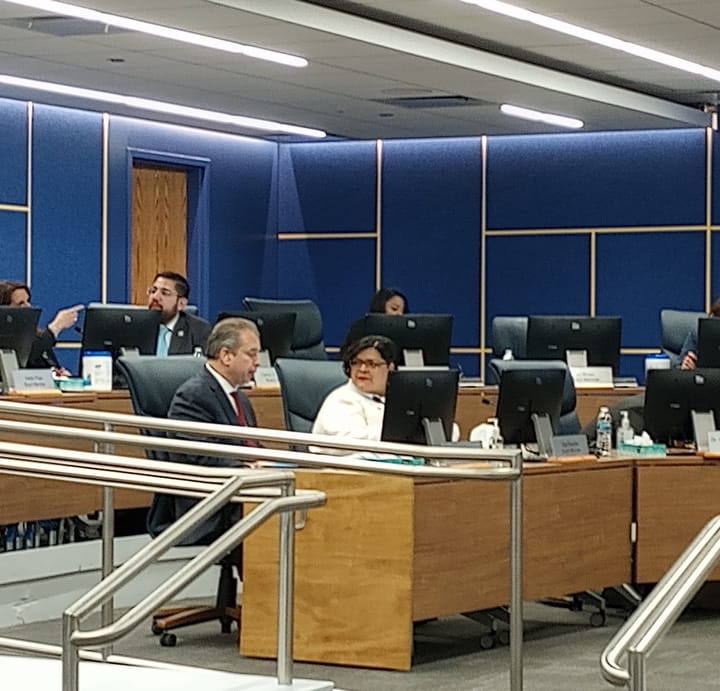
[216,310,296,364]
[0,307,41,368]
[381,368,460,444]
[696,318,720,368]
[81,303,161,361]
[357,313,453,366]
[644,368,720,447]
[495,366,566,445]
[526,315,622,373]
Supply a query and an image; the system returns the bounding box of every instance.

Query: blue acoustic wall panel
[278,141,376,233]
[31,105,103,343]
[487,129,705,230]
[276,237,376,348]
[381,138,481,345]
[0,98,28,205]
[485,234,591,320]
[596,231,705,348]
[107,118,277,321]
[0,211,27,278]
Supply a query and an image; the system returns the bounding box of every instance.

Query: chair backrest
[660,309,705,367]
[486,316,528,384]
[117,355,206,419]
[274,358,346,434]
[489,358,580,435]
[243,297,327,360]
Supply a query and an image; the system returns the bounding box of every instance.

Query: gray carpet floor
[1,601,718,690]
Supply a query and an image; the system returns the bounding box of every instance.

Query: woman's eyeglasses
[350,358,387,370]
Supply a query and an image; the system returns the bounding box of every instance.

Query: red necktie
[231,390,258,447]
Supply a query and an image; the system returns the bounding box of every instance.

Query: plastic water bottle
[616,410,634,447]
[596,406,612,456]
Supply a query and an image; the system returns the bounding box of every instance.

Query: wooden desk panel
[635,459,720,582]
[241,462,633,670]
[241,471,415,670]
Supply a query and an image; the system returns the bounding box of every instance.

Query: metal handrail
[0,399,524,691]
[601,515,720,690]
[0,445,324,691]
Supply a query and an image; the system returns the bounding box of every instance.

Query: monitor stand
[692,410,716,452]
[0,348,19,395]
[402,348,425,368]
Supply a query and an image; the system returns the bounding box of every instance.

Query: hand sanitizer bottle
[616,410,634,447]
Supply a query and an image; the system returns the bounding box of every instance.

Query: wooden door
[130,163,187,305]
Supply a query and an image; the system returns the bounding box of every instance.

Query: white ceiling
[0,0,718,139]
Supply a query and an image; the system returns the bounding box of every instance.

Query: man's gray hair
[206,317,260,358]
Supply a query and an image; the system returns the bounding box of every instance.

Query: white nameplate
[551,434,590,457]
[12,368,56,393]
[707,431,720,453]
[570,366,614,387]
[254,366,279,388]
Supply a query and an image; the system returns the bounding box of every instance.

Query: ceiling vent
[0,15,127,37]
[374,95,491,109]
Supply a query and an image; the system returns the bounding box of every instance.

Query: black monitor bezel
[357,313,453,366]
[526,315,622,373]
[80,303,161,361]
[495,366,566,445]
[216,310,296,364]
[696,318,720,368]
[0,306,42,368]
[381,368,460,445]
[644,368,720,447]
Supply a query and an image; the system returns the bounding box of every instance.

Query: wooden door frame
[126,148,210,317]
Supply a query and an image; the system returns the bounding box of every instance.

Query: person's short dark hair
[341,335,397,377]
[153,271,190,299]
[0,280,30,305]
[711,296,720,317]
[368,288,409,314]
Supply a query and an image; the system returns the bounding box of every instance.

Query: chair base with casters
[150,553,240,647]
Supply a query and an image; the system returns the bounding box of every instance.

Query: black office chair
[660,308,705,368]
[116,355,241,646]
[486,316,529,384]
[243,297,328,360]
[274,358,346,443]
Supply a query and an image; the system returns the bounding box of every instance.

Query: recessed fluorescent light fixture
[0,74,326,137]
[459,0,720,83]
[500,104,583,129]
[3,0,307,67]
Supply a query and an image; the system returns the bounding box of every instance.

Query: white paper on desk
[254,366,279,387]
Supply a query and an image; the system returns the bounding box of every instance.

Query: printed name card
[707,431,720,454]
[551,434,590,457]
[11,368,56,393]
[570,366,614,387]
[254,366,279,388]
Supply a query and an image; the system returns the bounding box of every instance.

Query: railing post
[628,649,646,691]
[62,611,79,691]
[277,480,295,685]
[99,422,115,659]
[509,455,523,691]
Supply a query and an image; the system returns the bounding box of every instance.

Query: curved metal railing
[601,515,720,690]
[0,399,524,691]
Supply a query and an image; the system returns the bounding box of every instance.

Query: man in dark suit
[148,317,261,543]
[147,271,211,356]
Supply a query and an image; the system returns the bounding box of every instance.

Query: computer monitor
[0,306,41,368]
[216,310,296,365]
[526,315,622,373]
[356,313,453,367]
[495,366,566,445]
[381,368,460,444]
[696,318,720,368]
[81,303,161,361]
[644,368,720,447]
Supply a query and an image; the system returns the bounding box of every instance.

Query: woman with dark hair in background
[312,335,397,452]
[678,295,720,370]
[368,287,409,315]
[0,280,83,371]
